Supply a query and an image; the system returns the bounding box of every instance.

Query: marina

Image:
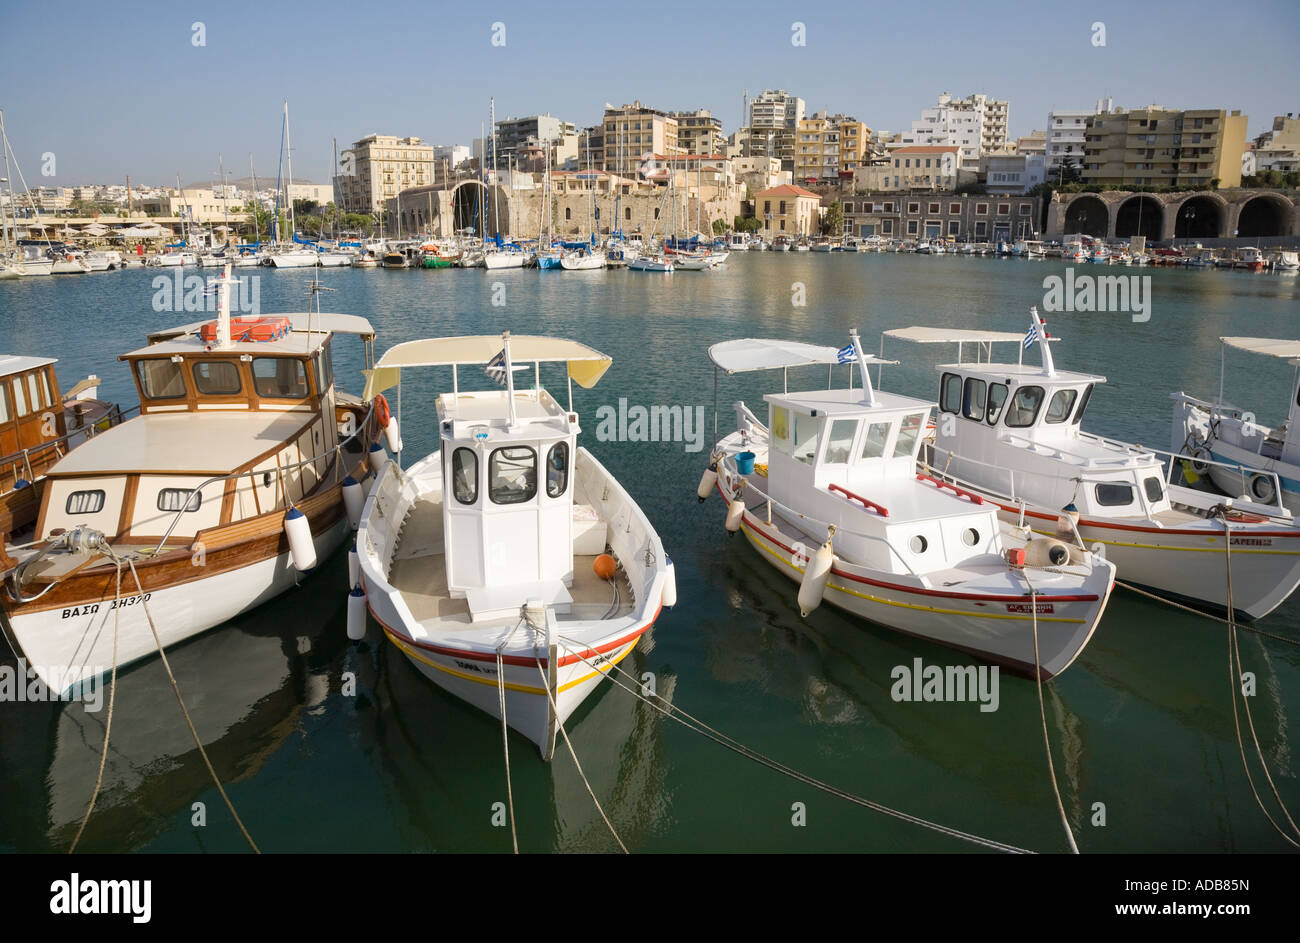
[2,253,1298,853]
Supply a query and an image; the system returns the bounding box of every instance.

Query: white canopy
[1220,336,1300,360]
[145,312,375,346]
[364,334,612,400]
[883,327,1030,344]
[709,338,893,374]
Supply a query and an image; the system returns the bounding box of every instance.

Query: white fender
[662,556,677,608]
[697,465,718,502]
[384,416,403,454]
[725,498,745,532]
[284,507,317,571]
[346,585,367,640]
[348,538,360,588]
[368,441,388,477]
[342,475,364,529]
[798,533,835,617]
[1023,537,1071,568]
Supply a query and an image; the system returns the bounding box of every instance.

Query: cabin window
[546,442,569,498]
[452,447,478,504]
[489,446,537,505]
[65,489,106,514]
[27,374,42,409]
[41,371,54,408]
[1073,384,1094,424]
[1144,477,1164,503]
[825,420,858,463]
[316,344,334,394]
[893,413,923,458]
[252,358,308,398]
[157,488,202,512]
[792,415,820,465]
[135,359,187,399]
[1005,386,1045,427]
[770,406,789,444]
[939,372,962,413]
[1045,389,1078,423]
[861,422,891,459]
[0,387,9,422]
[192,361,242,396]
[986,383,1009,424]
[1095,482,1134,506]
[962,378,987,421]
[12,378,28,415]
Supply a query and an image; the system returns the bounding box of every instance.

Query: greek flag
[484,349,507,386]
[1023,324,1039,350]
[837,344,855,364]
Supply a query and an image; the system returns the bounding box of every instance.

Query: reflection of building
[1081,107,1249,188]
[333,134,436,213]
[754,184,820,236]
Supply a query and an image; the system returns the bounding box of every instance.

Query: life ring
[374,393,391,428]
[1188,446,1212,475]
[1248,473,1276,504]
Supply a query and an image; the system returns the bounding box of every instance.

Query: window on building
[949,202,961,214]
[906,220,918,235]
[928,202,940,214]
[907,202,919,214]
[975,203,988,215]
[997,203,1010,215]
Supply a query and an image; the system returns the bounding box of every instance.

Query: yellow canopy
[362,334,612,400]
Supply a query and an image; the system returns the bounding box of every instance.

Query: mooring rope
[68,557,122,854]
[556,638,1035,854]
[125,557,260,853]
[1019,569,1080,854]
[533,656,628,853]
[1114,579,1300,647]
[495,651,519,855]
[1220,520,1300,848]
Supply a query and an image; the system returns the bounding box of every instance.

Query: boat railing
[729,472,922,580]
[1001,430,1141,467]
[2,402,140,490]
[1169,390,1248,421]
[147,399,379,556]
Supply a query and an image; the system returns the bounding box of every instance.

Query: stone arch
[452,181,488,235]
[1173,194,1225,238]
[1236,193,1291,238]
[1115,195,1163,241]
[1063,195,1108,238]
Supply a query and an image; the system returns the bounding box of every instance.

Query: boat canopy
[708,338,893,374]
[364,335,612,399]
[884,325,1060,365]
[0,355,56,379]
[1220,336,1300,362]
[145,312,376,345]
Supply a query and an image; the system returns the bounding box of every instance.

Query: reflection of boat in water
[0,561,341,852]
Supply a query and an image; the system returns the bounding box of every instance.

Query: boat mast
[490,97,500,239]
[284,101,296,241]
[0,108,11,251]
[249,153,260,245]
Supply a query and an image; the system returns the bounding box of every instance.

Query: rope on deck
[495,652,519,854]
[556,637,1035,854]
[68,558,123,854]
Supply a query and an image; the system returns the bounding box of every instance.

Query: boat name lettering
[455,660,483,673]
[1005,602,1054,614]
[1229,537,1271,547]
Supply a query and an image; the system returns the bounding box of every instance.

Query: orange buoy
[593,553,617,581]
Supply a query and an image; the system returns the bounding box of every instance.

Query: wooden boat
[353,332,673,759]
[1,357,122,537]
[700,334,1115,678]
[886,311,1300,621]
[0,267,386,694]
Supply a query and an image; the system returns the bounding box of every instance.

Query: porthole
[962,528,979,547]
[910,534,928,554]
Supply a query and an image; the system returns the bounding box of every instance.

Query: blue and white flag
[1023,324,1039,350]
[484,349,507,386]
[837,343,855,364]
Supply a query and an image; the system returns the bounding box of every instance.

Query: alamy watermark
[0,659,104,712]
[594,398,706,453]
[890,657,999,712]
[1042,267,1151,323]
[151,271,260,315]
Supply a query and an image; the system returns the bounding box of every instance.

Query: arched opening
[1115,196,1163,241]
[1237,195,1290,238]
[453,182,488,235]
[1174,196,1222,238]
[1063,195,1108,238]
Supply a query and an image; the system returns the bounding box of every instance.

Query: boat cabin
[35,312,375,544]
[1,356,66,470]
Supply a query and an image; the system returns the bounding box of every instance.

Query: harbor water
[2,253,1298,852]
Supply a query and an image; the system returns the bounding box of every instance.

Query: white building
[900,93,1007,171]
[433,144,471,168]
[984,153,1045,195]
[749,89,805,130]
[1046,98,1113,171]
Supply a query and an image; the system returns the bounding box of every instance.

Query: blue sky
[1,0,1295,187]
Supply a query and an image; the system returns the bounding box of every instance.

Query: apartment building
[1046,99,1113,171]
[794,112,869,183]
[602,102,680,176]
[901,93,1009,170]
[672,109,725,158]
[494,114,575,164]
[333,135,436,213]
[754,184,820,236]
[861,145,963,191]
[841,193,1039,241]
[1081,107,1249,188]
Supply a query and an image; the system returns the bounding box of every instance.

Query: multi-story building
[1254,113,1300,152]
[734,156,791,196]
[494,113,576,164]
[601,102,680,176]
[1015,131,1046,155]
[794,112,870,183]
[672,109,725,158]
[432,144,472,169]
[1081,107,1249,188]
[841,192,1040,242]
[1046,99,1112,172]
[749,90,805,132]
[861,145,963,191]
[901,93,1009,170]
[333,135,436,214]
[983,153,1045,195]
[753,184,820,237]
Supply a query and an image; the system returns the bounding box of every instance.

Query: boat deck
[387,477,634,629]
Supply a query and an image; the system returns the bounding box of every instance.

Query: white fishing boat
[1172,336,1300,515]
[353,332,672,759]
[885,311,1300,620]
[0,267,385,693]
[728,233,749,251]
[628,255,673,273]
[671,252,718,271]
[700,334,1114,677]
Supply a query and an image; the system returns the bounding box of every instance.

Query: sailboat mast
[284,101,295,239]
[249,154,260,244]
[0,108,11,251]
[490,97,500,238]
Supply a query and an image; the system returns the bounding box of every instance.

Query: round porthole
[962,528,979,547]
[910,535,928,554]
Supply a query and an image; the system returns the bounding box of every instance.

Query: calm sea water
[2,254,1298,853]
